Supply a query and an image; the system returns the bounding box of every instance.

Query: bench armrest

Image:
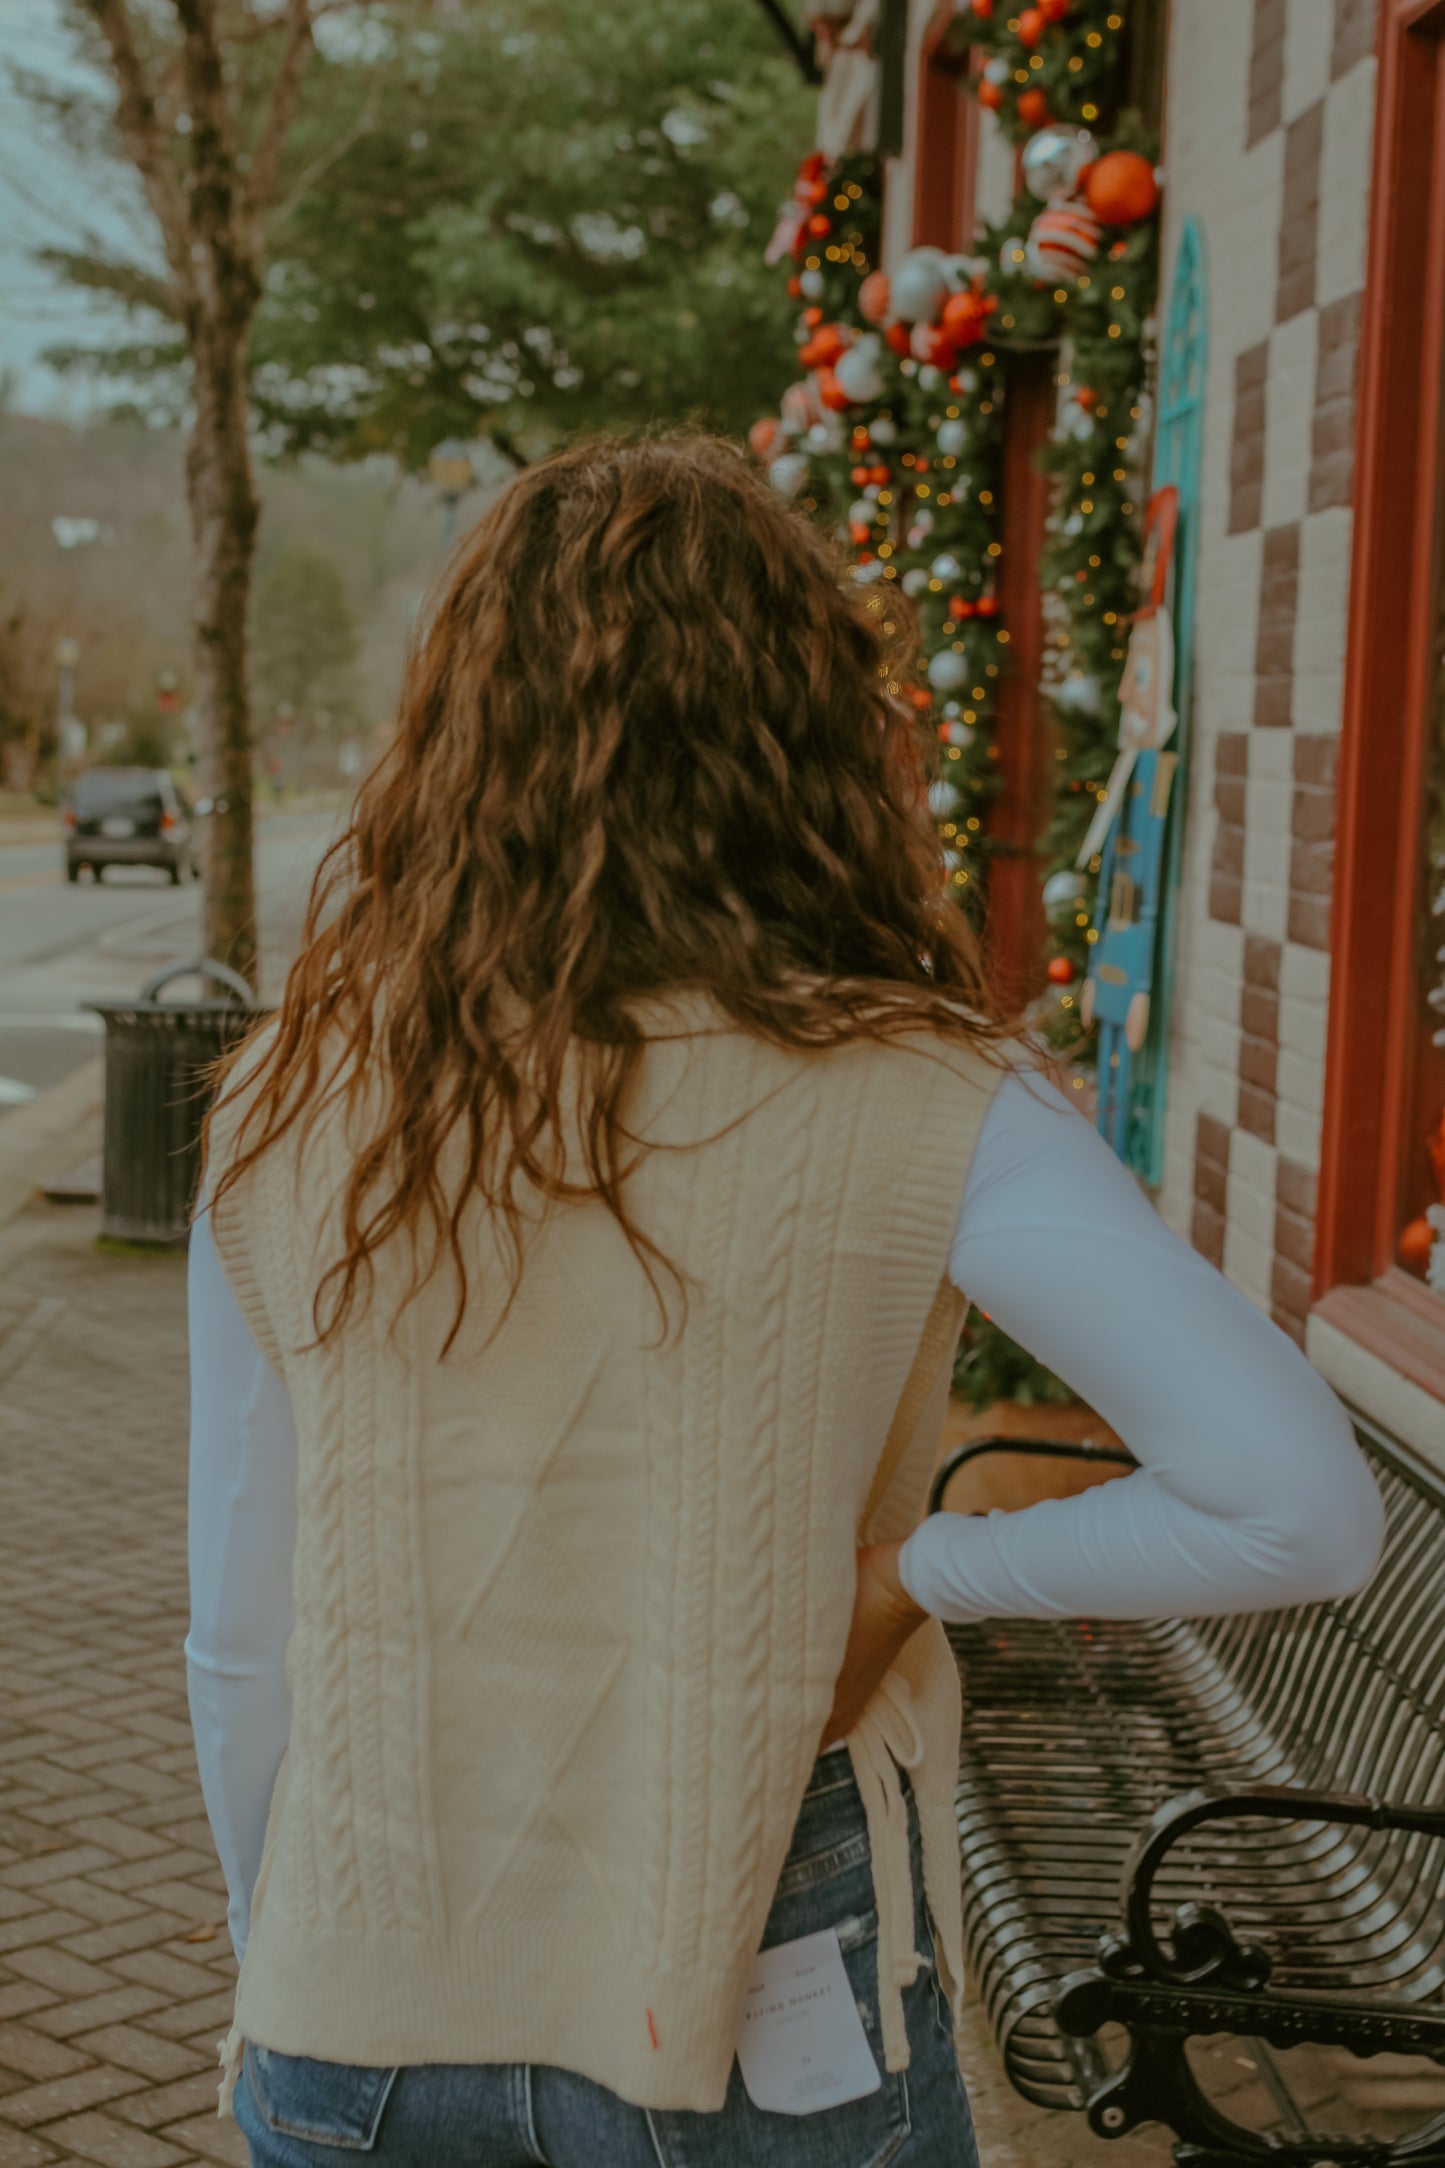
[1106,1782,1445,1993]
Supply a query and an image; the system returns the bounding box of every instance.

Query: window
[1316,0,1445,1388]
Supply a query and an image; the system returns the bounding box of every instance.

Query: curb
[0,1058,104,1234]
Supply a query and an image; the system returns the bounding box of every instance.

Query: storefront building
[778,0,1444,1466]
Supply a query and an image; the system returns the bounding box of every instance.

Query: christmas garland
[754,0,1160,1401]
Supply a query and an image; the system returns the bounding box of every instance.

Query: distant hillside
[0,411,501,765]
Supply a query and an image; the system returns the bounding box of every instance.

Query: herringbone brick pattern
[0,1207,245,2168]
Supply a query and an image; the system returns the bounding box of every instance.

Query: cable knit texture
[206,993,1005,2114]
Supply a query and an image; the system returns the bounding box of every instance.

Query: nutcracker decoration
[1078,488,1180,1159]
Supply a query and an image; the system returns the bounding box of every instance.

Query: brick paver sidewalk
[0,1191,1175,2168]
[0,1204,242,2168]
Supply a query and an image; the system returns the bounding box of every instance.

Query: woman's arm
[898,1069,1385,1624]
[185,1201,297,1965]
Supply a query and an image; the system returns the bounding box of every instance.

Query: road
[0,812,338,1113]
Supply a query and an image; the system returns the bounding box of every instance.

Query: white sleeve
[898,1068,1386,1624]
[184,1200,297,1966]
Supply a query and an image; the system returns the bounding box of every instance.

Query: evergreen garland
[756,1,1160,1405]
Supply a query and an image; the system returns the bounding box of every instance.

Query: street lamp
[55,637,85,768]
[428,436,475,550]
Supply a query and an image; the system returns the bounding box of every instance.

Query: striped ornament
[1022,199,1103,285]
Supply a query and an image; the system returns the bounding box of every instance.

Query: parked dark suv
[64,768,197,885]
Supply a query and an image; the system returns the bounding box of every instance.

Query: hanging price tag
[735,1928,882,2116]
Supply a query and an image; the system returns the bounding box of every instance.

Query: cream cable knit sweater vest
[206,997,1006,2116]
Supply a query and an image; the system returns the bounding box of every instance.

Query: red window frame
[1315,0,1445,1395]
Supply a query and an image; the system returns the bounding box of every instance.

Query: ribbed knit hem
[234,1922,749,2113]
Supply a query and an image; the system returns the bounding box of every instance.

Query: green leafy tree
[245,1,813,466]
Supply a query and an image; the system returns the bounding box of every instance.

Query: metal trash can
[87,958,266,1244]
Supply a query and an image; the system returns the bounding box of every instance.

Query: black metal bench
[933,1416,1445,2166]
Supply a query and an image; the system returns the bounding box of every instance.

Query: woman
[188,433,1384,2168]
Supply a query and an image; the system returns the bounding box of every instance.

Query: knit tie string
[847,1671,927,2072]
[217,2021,243,2117]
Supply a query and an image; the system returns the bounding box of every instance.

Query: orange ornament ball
[807,211,832,237]
[1085,150,1160,226]
[1040,0,1069,17]
[799,322,848,370]
[884,320,915,356]
[817,368,853,412]
[1017,88,1051,126]
[859,269,892,324]
[909,686,934,711]
[1400,1216,1436,1273]
[941,290,987,344]
[978,77,1005,110]
[787,275,802,299]
[1047,955,1075,985]
[970,0,993,15]
[1018,8,1045,46]
[748,416,780,462]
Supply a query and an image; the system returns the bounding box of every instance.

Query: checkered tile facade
[1152,0,1377,1345]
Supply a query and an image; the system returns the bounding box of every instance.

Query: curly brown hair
[207,430,1018,1347]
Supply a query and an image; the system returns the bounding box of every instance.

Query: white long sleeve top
[186,1068,1384,1962]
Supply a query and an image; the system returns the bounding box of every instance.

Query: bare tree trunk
[187,315,260,989]
[79,0,320,998]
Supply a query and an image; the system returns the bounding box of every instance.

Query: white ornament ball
[982,56,1010,88]
[928,780,960,817]
[936,418,968,457]
[927,648,970,692]
[833,332,886,406]
[1021,126,1100,205]
[954,368,978,395]
[1062,399,1095,442]
[1057,671,1103,716]
[942,720,973,748]
[848,498,876,527]
[798,266,826,300]
[1042,868,1090,918]
[768,452,809,497]
[917,363,945,392]
[930,551,962,583]
[869,415,898,445]
[850,558,887,584]
[902,568,930,598]
[889,245,951,325]
[1062,511,1085,539]
[805,414,844,453]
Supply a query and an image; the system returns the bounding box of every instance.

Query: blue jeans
[234,1749,981,2166]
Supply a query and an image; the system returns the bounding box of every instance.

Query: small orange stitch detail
[646,2008,660,2049]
